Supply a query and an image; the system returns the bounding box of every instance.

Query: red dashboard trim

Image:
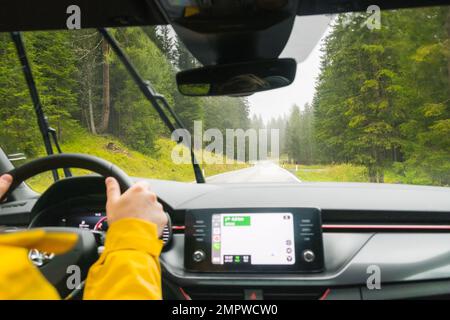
[179,287,192,300]
[173,224,450,232]
[322,224,450,230]
[319,288,331,300]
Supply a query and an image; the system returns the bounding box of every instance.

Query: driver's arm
[83,178,168,300]
[0,174,61,300]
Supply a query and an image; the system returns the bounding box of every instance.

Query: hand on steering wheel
[0,174,13,200]
[0,154,167,234]
[0,154,169,299]
[105,177,167,236]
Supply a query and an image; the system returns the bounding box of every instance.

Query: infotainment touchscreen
[184,208,324,273]
[211,213,295,265]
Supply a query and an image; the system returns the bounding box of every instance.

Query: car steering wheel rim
[1,153,133,202]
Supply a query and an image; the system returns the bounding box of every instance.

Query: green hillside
[26,132,248,193]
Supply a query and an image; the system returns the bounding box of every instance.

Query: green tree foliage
[0,27,250,160]
[284,104,315,164]
[313,7,450,185]
[0,31,79,156]
[265,115,288,155]
[26,31,80,140]
[204,96,250,158]
[285,105,302,163]
[0,33,42,157]
[108,28,174,153]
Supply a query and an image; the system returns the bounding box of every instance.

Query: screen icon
[212,257,220,264]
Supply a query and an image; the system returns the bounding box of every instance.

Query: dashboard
[32,208,173,250]
[59,211,108,231]
[1,176,450,300]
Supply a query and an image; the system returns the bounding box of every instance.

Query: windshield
[0,5,449,191]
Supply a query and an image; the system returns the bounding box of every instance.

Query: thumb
[105,177,121,202]
[0,174,13,196]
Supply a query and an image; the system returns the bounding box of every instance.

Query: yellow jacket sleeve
[0,245,60,300]
[83,218,164,300]
[0,229,78,300]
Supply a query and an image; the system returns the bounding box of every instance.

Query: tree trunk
[81,106,89,131]
[99,40,110,133]
[368,166,377,182]
[446,8,450,95]
[377,168,385,183]
[88,87,97,135]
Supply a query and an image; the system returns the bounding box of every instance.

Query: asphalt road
[206,161,302,184]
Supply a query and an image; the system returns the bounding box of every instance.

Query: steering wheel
[2,153,133,201]
[1,154,136,298]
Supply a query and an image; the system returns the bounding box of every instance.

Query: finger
[138,180,151,190]
[105,177,121,202]
[0,174,13,196]
[131,181,150,193]
[147,191,157,203]
[155,201,163,210]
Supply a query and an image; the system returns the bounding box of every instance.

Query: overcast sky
[248,15,333,123]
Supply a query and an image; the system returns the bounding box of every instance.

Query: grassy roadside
[282,163,434,185]
[282,163,368,182]
[24,133,248,193]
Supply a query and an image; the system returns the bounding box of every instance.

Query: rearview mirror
[176,58,297,97]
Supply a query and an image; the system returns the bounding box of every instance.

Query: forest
[0,6,449,187]
[261,6,450,186]
[0,26,250,157]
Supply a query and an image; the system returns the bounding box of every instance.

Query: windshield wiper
[10,32,71,181]
[150,85,205,184]
[98,28,205,184]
